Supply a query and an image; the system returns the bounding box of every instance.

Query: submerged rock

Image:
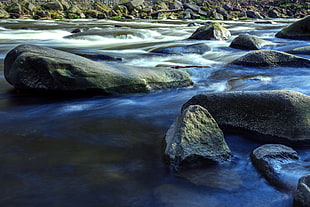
[250,144,300,190]
[188,22,231,40]
[287,46,310,55]
[182,90,310,144]
[164,105,232,170]
[276,16,310,40]
[230,49,310,67]
[229,34,269,50]
[294,175,310,207]
[4,44,193,95]
[151,43,211,55]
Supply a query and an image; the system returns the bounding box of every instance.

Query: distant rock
[276,16,310,40]
[4,44,193,95]
[294,175,310,207]
[151,43,211,55]
[0,8,10,18]
[251,144,300,190]
[246,10,263,19]
[188,22,231,40]
[229,34,269,50]
[230,49,310,67]
[286,46,310,55]
[164,105,231,170]
[182,90,310,144]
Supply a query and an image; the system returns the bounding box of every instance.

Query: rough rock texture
[4,44,193,95]
[164,105,231,169]
[287,46,310,55]
[276,16,310,40]
[250,144,299,190]
[230,49,310,67]
[294,175,310,207]
[188,22,231,40]
[229,34,269,50]
[151,43,211,55]
[182,90,310,144]
[0,8,10,18]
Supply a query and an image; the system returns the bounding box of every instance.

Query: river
[0,18,309,207]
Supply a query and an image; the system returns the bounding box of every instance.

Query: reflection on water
[0,18,309,207]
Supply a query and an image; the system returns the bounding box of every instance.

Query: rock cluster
[0,0,309,20]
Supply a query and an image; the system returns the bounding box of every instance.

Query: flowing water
[0,18,309,207]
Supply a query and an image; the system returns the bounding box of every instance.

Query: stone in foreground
[251,144,300,190]
[164,105,232,170]
[276,16,310,40]
[4,44,193,95]
[287,46,310,55]
[182,90,310,144]
[294,175,310,207]
[188,22,231,40]
[230,49,310,67]
[229,34,269,50]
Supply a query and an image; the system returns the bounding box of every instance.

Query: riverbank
[0,0,309,20]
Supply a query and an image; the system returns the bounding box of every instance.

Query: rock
[0,8,10,18]
[246,10,263,19]
[294,175,310,207]
[268,9,280,18]
[251,144,300,190]
[276,16,310,40]
[151,43,211,55]
[287,46,310,55]
[5,2,22,17]
[182,90,310,144]
[42,0,64,11]
[164,105,232,169]
[72,52,122,61]
[230,49,310,67]
[4,44,193,95]
[229,34,269,50]
[188,22,231,40]
[67,5,85,19]
[184,3,200,12]
[122,0,144,12]
[64,28,143,39]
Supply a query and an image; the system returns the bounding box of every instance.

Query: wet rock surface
[182,90,310,144]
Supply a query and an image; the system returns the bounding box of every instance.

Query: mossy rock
[230,49,310,67]
[188,21,231,40]
[276,16,310,40]
[4,44,193,95]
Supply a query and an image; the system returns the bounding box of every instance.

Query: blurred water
[0,18,309,207]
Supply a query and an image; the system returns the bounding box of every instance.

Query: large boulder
[42,0,64,11]
[182,90,310,144]
[230,49,310,67]
[188,22,231,40]
[229,34,269,50]
[287,46,310,55]
[276,16,310,40]
[294,175,310,207]
[164,105,232,170]
[250,144,302,190]
[151,43,211,55]
[4,44,193,95]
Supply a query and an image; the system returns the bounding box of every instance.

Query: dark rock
[168,0,183,10]
[164,105,231,169]
[216,7,228,18]
[71,28,82,33]
[230,49,310,67]
[287,46,310,55]
[4,44,193,95]
[5,3,22,14]
[184,8,200,19]
[229,34,269,50]
[294,175,310,207]
[246,10,263,19]
[73,52,122,61]
[251,144,300,190]
[276,16,310,40]
[182,90,310,144]
[64,28,144,39]
[268,9,280,18]
[189,22,231,40]
[151,43,211,55]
